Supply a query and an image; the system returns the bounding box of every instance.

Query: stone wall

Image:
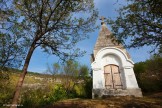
[92,89,143,98]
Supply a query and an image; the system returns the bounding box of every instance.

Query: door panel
[113,73,122,89]
[111,65,122,89]
[104,65,113,89]
[111,65,118,73]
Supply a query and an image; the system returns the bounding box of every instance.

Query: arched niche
[92,47,134,70]
[101,54,122,69]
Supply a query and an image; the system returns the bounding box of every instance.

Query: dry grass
[46,92,162,108]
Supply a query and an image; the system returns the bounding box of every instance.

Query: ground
[46,92,162,108]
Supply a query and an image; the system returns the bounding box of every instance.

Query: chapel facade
[91,17,142,98]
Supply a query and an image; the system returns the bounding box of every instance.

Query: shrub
[134,56,162,93]
[84,78,92,98]
[0,71,14,107]
[48,84,67,102]
[20,88,49,108]
[73,77,92,98]
[20,84,68,108]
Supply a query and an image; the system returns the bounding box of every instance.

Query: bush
[20,88,49,108]
[134,56,162,93]
[20,84,69,108]
[0,69,93,107]
[0,71,14,107]
[84,77,92,98]
[73,77,92,98]
[49,84,67,102]
[139,77,162,92]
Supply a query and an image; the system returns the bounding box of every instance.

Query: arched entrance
[104,65,122,89]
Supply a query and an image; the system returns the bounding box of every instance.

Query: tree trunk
[10,43,36,108]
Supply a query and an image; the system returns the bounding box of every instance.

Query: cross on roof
[100,16,106,22]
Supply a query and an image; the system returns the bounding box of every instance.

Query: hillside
[0,69,162,108]
[0,70,91,107]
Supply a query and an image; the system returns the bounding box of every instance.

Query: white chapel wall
[92,47,139,89]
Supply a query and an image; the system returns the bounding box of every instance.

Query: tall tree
[0,34,26,70]
[63,60,79,77]
[6,0,98,107]
[46,62,60,75]
[107,0,162,52]
[62,59,79,97]
[79,65,89,77]
[0,1,27,70]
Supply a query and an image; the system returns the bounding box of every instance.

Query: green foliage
[21,85,67,108]
[0,71,14,107]
[46,63,60,75]
[0,69,92,107]
[0,1,27,70]
[63,60,80,77]
[21,89,48,108]
[134,62,146,78]
[74,84,85,97]
[1,0,96,81]
[8,0,98,61]
[48,60,90,77]
[79,65,89,77]
[53,63,60,73]
[147,55,162,73]
[45,60,91,98]
[107,0,162,52]
[139,78,162,93]
[49,84,67,102]
[0,28,27,70]
[83,78,92,98]
[20,81,93,108]
[2,0,98,104]
[134,56,162,92]
[0,87,13,107]
[64,77,92,98]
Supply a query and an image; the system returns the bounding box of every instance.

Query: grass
[1,70,162,108]
[47,92,162,108]
[0,70,92,108]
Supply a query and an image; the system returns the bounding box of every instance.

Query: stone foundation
[92,88,143,98]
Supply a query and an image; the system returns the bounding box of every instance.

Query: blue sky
[27,0,151,73]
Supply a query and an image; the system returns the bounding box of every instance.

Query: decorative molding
[92,68,101,71]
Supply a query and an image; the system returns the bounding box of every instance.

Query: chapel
[91,17,142,98]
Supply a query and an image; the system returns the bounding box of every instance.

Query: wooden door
[104,65,122,89]
[104,65,113,89]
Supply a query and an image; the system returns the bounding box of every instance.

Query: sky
[27,0,152,73]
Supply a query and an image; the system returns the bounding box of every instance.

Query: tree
[62,60,79,95]
[46,62,60,75]
[79,65,89,77]
[0,0,12,23]
[47,60,90,97]
[107,0,162,52]
[5,0,98,107]
[0,34,26,70]
[0,1,27,70]
[63,60,79,77]
[134,55,162,92]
